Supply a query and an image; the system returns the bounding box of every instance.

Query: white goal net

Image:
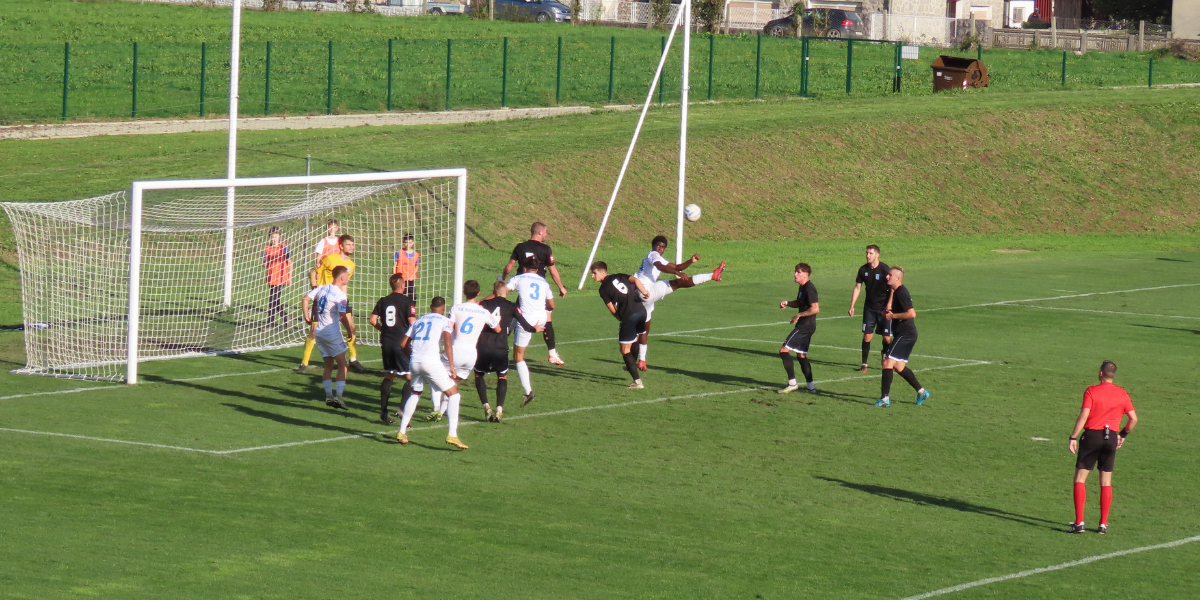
[2,170,467,383]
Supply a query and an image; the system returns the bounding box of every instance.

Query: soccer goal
[2,169,467,384]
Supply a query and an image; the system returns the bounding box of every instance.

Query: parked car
[763,9,866,38]
[492,0,572,22]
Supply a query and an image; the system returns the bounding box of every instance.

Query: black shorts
[886,334,917,363]
[862,307,892,337]
[783,328,813,354]
[618,309,647,344]
[381,342,410,375]
[474,347,510,375]
[1076,428,1119,472]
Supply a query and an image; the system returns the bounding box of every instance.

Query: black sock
[881,368,894,398]
[380,378,394,414]
[898,368,922,391]
[496,377,508,407]
[861,341,872,365]
[798,356,813,383]
[400,379,413,404]
[881,339,891,361]
[622,350,639,381]
[475,374,489,406]
[780,352,795,380]
[543,321,556,351]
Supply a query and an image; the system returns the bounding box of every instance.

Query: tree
[1089,0,1171,23]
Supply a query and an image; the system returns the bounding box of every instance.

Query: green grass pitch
[1,234,1198,599]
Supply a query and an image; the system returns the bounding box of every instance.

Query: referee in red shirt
[1068,361,1138,534]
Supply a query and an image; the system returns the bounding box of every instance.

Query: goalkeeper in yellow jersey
[297,234,366,374]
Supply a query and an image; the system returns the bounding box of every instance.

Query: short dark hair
[463,280,480,300]
[338,234,354,246]
[1100,360,1117,378]
[590,261,608,273]
[430,296,446,310]
[866,244,880,254]
[531,222,547,237]
[331,266,349,281]
[522,256,542,271]
[389,273,405,291]
[326,219,339,227]
[267,226,281,237]
[794,263,812,275]
[402,233,414,242]
[652,235,669,248]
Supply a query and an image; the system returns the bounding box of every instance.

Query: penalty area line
[897,534,1200,600]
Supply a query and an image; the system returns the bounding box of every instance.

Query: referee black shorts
[886,334,917,363]
[474,347,510,375]
[1076,428,1119,472]
[381,342,410,375]
[618,309,647,345]
[782,328,813,355]
[862,308,892,337]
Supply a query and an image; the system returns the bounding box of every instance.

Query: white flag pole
[577,5,686,291]
[222,0,242,308]
[675,0,691,265]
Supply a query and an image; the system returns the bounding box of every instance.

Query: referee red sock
[1074,482,1087,524]
[1100,485,1112,525]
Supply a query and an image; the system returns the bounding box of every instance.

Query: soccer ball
[684,203,701,222]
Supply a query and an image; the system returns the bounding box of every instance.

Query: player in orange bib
[262,227,293,329]
[393,233,420,298]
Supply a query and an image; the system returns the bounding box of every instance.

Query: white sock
[432,390,444,414]
[788,379,797,386]
[549,348,561,359]
[335,380,345,396]
[692,272,712,285]
[515,361,532,395]
[323,380,333,395]
[638,344,647,361]
[807,381,816,391]
[495,405,503,417]
[446,393,461,437]
[399,394,420,433]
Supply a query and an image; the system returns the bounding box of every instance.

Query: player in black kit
[590,261,651,389]
[501,222,569,366]
[876,266,930,408]
[777,263,820,394]
[848,244,892,373]
[474,280,529,422]
[369,273,418,423]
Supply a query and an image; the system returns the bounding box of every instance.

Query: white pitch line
[0,385,119,401]
[0,426,217,454]
[898,535,1200,600]
[923,282,1200,314]
[1013,305,1200,320]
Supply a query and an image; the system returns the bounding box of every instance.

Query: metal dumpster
[931,56,989,92]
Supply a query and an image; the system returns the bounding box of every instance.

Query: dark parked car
[763,9,866,38]
[493,0,572,22]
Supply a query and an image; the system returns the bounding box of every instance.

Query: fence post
[893,41,901,93]
[131,42,139,119]
[1148,56,1153,88]
[608,36,615,104]
[327,40,334,115]
[800,36,809,97]
[1138,20,1144,53]
[387,38,394,111]
[845,38,852,94]
[502,37,509,108]
[1080,29,1087,54]
[61,43,70,121]
[659,36,666,104]
[707,34,714,101]
[445,38,453,111]
[555,36,562,105]
[265,41,272,115]
[1051,16,1057,48]
[200,42,207,117]
[1061,50,1066,86]
[754,34,761,99]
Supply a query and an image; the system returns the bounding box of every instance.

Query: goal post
[3,169,467,385]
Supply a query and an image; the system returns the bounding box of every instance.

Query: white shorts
[314,329,348,358]
[513,313,548,348]
[409,359,456,394]
[442,348,477,380]
[641,280,674,321]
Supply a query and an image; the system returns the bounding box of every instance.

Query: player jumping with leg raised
[633,235,725,371]
[502,222,568,366]
[301,266,355,410]
[778,263,819,394]
[876,266,929,408]
[849,244,892,373]
[369,273,417,424]
[396,297,469,450]
[507,257,553,407]
[591,262,650,389]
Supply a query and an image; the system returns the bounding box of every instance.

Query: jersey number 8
[385,305,397,327]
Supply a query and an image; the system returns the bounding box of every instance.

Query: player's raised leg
[633,235,726,369]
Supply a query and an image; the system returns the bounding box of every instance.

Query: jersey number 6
[460,317,474,334]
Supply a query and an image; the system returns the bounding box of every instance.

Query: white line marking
[1031,436,1051,441]
[898,535,1200,600]
[0,426,216,453]
[1013,305,1200,320]
[0,386,118,401]
[923,283,1200,314]
[1051,290,1078,293]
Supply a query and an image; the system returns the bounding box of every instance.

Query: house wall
[1176,0,1200,39]
[890,0,947,17]
[1008,0,1035,26]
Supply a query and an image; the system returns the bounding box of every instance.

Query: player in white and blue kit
[396,296,469,449]
[427,281,500,420]
[506,257,554,407]
[633,235,726,371]
[301,265,356,409]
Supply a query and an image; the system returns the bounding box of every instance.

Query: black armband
[1069,436,1077,441]
[1119,428,1129,438]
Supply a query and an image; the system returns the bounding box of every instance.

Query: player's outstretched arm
[549,265,568,297]
[629,276,650,300]
[849,283,862,316]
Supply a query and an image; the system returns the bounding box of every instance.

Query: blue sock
[335,380,346,396]
[323,380,333,395]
